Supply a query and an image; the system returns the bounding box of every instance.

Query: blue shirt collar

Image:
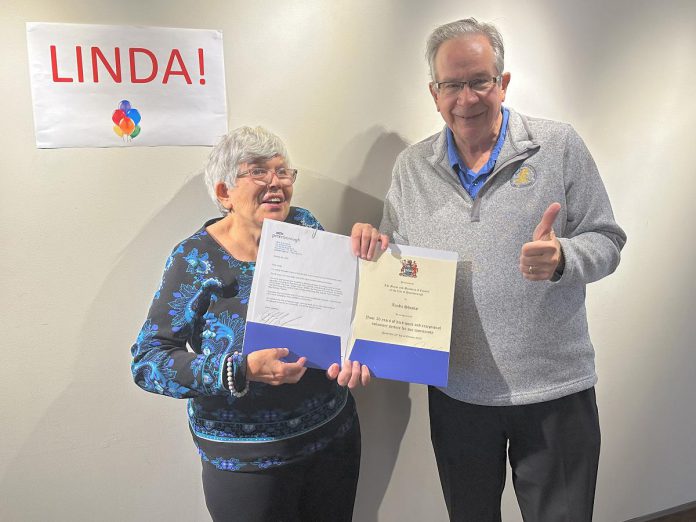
[446,106,510,178]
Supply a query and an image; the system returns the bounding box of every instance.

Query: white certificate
[244,220,457,385]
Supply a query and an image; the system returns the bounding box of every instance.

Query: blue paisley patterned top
[131,207,356,472]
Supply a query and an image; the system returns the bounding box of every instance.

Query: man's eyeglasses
[238,167,298,186]
[434,76,501,97]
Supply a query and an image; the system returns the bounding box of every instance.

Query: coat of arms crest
[399,259,418,278]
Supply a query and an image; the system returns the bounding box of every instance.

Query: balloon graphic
[119,117,136,134]
[112,109,126,125]
[111,100,142,140]
[126,108,141,125]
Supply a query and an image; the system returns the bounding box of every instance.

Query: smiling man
[380,18,627,521]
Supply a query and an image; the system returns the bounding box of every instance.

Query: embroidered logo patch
[510,165,536,188]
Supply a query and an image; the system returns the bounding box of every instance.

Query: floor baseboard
[624,500,696,522]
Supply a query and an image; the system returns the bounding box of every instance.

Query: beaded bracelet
[232,351,248,391]
[226,351,249,397]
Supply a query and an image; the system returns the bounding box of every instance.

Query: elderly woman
[131,126,386,522]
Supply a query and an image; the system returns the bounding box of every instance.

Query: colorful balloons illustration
[111,100,142,141]
[112,110,126,125]
[119,117,136,134]
[126,108,141,125]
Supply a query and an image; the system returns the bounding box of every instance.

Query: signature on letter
[260,310,301,327]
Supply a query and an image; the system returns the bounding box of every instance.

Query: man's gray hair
[204,126,289,214]
[426,18,505,81]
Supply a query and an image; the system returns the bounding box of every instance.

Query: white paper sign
[26,22,228,148]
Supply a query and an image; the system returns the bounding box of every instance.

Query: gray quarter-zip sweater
[380,108,626,405]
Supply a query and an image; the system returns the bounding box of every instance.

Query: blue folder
[243,321,449,386]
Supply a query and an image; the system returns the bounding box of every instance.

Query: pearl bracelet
[226,351,249,398]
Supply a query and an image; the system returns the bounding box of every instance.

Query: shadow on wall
[296,126,409,235]
[1,129,413,521]
[0,175,215,521]
[352,380,411,522]
[336,127,409,205]
[291,127,414,522]
[342,129,414,522]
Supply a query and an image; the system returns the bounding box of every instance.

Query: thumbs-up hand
[519,202,563,280]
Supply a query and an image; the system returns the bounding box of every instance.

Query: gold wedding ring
[528,265,534,274]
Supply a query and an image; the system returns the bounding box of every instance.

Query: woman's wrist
[226,351,249,397]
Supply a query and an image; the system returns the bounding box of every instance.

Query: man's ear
[429,82,441,113]
[500,72,511,102]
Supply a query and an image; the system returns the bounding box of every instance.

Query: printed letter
[129,48,158,83]
[162,49,192,84]
[50,45,73,82]
[91,47,122,83]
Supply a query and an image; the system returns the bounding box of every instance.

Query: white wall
[2,1,695,520]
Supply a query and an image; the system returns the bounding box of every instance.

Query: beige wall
[2,1,695,520]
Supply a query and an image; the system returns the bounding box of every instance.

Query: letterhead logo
[272,231,300,243]
[399,259,418,278]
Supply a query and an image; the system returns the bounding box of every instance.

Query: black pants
[202,420,361,522]
[428,386,600,522]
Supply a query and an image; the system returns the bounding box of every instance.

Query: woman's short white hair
[204,126,289,214]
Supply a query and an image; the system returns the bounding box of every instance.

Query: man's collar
[445,107,510,171]
[446,127,460,170]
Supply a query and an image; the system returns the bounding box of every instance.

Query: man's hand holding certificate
[244,220,457,385]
